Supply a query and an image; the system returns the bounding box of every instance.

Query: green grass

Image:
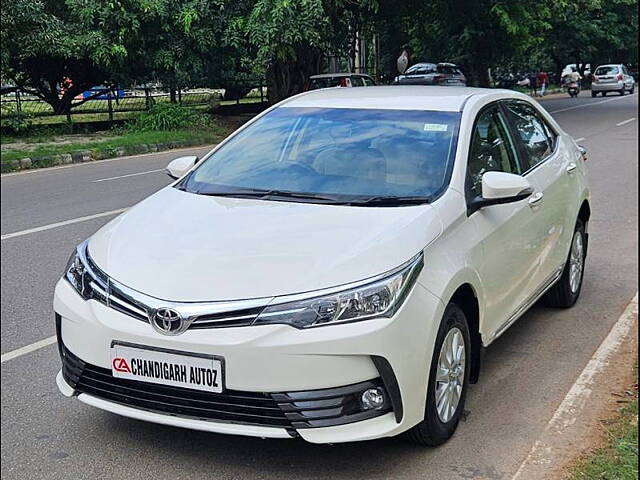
[1,91,266,127]
[568,370,638,480]
[1,126,226,168]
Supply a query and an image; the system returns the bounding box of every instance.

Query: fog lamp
[361,387,387,410]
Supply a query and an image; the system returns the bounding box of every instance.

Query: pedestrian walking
[537,69,549,96]
[527,72,538,96]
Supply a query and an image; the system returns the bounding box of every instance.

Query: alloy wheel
[435,327,466,423]
[569,231,584,294]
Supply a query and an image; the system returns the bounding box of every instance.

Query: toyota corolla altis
[55,86,590,445]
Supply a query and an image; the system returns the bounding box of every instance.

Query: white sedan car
[55,86,590,445]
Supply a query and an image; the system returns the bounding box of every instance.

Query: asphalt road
[1,92,638,480]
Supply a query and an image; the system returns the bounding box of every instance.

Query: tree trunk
[469,63,491,87]
[266,48,323,104]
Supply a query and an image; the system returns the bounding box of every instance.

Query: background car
[392,62,467,86]
[591,64,635,96]
[307,73,376,89]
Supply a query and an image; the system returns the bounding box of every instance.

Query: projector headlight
[253,253,423,328]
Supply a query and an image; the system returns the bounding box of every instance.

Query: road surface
[1,92,638,480]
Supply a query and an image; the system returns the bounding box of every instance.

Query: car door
[501,101,576,296]
[466,104,542,340]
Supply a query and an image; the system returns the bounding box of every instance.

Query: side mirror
[165,156,198,180]
[469,171,533,214]
[577,144,587,161]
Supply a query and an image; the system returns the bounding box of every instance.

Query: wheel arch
[578,198,591,253]
[448,283,482,384]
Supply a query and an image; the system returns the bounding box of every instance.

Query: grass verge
[1,125,226,172]
[568,367,638,480]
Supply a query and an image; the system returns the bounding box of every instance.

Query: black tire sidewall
[423,303,471,443]
[563,220,586,305]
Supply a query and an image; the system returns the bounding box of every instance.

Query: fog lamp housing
[360,387,387,411]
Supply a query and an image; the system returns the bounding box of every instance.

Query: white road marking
[511,293,638,480]
[1,335,57,364]
[549,93,636,114]
[1,145,215,178]
[0,208,127,241]
[92,169,164,183]
[616,117,636,127]
[575,137,586,142]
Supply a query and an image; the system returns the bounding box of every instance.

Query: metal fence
[0,85,268,125]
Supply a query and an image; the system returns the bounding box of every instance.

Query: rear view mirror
[469,171,533,214]
[165,156,198,180]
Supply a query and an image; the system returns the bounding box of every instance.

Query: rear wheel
[602,91,607,97]
[544,219,586,308]
[591,91,597,97]
[403,303,470,446]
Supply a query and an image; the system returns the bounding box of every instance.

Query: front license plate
[110,343,223,393]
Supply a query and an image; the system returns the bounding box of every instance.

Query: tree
[392,0,554,86]
[1,0,146,114]
[0,0,240,113]
[542,0,638,81]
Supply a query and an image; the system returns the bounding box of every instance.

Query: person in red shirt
[537,70,549,96]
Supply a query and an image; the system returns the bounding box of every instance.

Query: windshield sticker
[423,123,448,132]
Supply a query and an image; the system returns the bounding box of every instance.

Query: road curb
[0,138,210,174]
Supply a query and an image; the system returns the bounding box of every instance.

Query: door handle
[528,191,544,207]
[566,162,577,174]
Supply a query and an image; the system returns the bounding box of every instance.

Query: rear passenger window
[468,106,521,196]
[351,77,364,87]
[504,102,556,168]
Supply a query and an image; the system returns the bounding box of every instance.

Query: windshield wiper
[196,188,343,204]
[353,195,431,206]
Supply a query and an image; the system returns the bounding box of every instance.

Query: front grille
[58,335,392,430]
[78,246,265,329]
[61,344,291,428]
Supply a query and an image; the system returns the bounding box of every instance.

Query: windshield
[180,107,461,206]
[595,66,619,75]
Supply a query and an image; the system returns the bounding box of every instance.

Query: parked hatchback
[308,73,376,89]
[56,86,590,446]
[591,64,635,96]
[393,63,467,86]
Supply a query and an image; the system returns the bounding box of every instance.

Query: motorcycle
[566,81,580,98]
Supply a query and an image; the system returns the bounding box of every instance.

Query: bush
[127,103,211,132]
[2,111,33,134]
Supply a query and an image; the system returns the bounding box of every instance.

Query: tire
[403,303,470,446]
[591,91,597,97]
[602,91,607,97]
[544,219,586,308]
[631,85,635,94]
[620,88,626,96]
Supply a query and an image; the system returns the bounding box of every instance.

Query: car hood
[89,187,442,302]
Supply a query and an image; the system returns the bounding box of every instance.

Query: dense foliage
[1,0,637,107]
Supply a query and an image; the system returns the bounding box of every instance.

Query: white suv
[55,87,590,445]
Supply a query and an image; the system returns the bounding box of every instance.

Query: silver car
[393,62,467,86]
[591,64,636,96]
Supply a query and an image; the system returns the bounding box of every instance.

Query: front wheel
[403,303,470,446]
[544,219,586,308]
[620,88,626,96]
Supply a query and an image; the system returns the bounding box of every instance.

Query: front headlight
[253,253,424,328]
[64,240,107,302]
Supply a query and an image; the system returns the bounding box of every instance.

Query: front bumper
[54,278,444,443]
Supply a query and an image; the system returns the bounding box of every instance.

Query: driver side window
[468,106,521,197]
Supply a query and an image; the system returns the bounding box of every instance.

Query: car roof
[310,73,372,79]
[283,86,513,112]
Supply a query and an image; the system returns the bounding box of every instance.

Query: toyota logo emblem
[151,308,187,335]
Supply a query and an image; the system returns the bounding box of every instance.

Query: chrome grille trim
[79,243,271,329]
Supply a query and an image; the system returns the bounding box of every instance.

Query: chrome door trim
[488,265,564,343]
